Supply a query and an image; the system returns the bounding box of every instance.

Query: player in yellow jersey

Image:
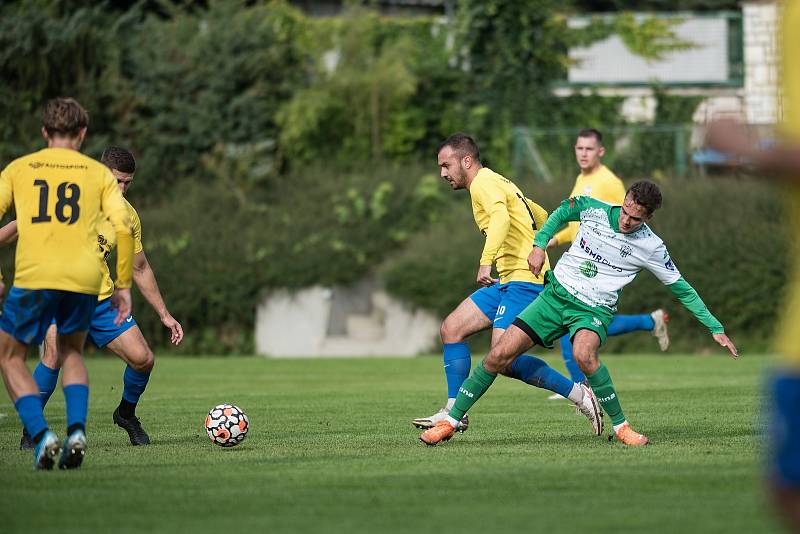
[12,146,184,449]
[706,1,800,527]
[0,97,134,470]
[412,133,603,436]
[545,129,670,392]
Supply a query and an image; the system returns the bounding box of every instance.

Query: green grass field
[0,354,781,533]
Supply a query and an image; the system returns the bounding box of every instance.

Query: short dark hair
[438,133,481,162]
[42,97,89,138]
[577,128,603,146]
[101,146,136,174]
[627,180,662,216]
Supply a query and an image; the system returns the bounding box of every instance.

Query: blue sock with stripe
[510,354,575,397]
[15,394,49,441]
[63,384,89,434]
[608,314,654,336]
[559,334,587,382]
[123,366,151,405]
[32,362,60,409]
[443,342,471,399]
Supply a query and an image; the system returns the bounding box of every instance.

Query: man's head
[101,146,136,195]
[41,97,89,149]
[575,128,605,174]
[619,180,662,233]
[437,133,482,190]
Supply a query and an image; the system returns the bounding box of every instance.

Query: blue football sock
[559,334,586,383]
[32,362,60,409]
[122,366,151,405]
[63,384,89,433]
[510,354,575,398]
[15,394,49,440]
[443,342,471,399]
[608,314,654,336]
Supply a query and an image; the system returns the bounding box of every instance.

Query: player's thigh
[442,290,497,340]
[105,326,153,370]
[485,325,535,373]
[0,287,60,347]
[87,297,139,351]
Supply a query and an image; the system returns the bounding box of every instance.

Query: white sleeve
[644,241,682,285]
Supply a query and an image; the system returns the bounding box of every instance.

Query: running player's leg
[106,326,154,445]
[33,324,60,407]
[0,287,62,468]
[572,328,648,446]
[412,289,494,430]
[58,330,90,468]
[420,324,533,445]
[609,311,669,352]
[88,297,152,445]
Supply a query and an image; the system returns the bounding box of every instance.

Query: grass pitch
[0,354,779,533]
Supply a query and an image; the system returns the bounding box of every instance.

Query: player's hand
[476,265,498,286]
[713,333,738,359]
[527,246,546,276]
[161,313,184,345]
[111,287,132,326]
[546,238,557,249]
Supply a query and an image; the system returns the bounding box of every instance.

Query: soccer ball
[205,404,249,447]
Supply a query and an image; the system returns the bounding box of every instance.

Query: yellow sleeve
[0,163,15,220]
[130,205,144,254]
[473,178,511,266]
[101,172,134,289]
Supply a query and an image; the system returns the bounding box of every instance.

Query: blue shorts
[0,287,97,345]
[469,281,544,330]
[769,372,800,488]
[88,297,137,348]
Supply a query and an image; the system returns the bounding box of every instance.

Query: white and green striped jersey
[534,196,724,334]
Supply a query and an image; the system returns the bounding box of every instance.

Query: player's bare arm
[133,250,183,345]
[0,220,17,246]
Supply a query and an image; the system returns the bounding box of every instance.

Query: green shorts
[512,272,614,348]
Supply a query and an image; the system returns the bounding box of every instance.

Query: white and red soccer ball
[205,404,249,447]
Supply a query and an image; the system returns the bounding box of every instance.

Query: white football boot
[412,407,469,432]
[574,383,604,436]
[651,309,670,352]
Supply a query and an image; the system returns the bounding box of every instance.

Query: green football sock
[586,364,626,426]
[448,361,496,420]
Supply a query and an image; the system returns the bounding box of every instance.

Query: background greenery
[0,0,784,354]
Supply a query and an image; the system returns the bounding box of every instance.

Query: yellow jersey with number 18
[0,147,133,294]
[775,0,800,368]
[97,198,143,301]
[469,167,550,284]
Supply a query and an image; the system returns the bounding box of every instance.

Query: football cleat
[651,309,670,352]
[113,407,151,445]
[614,422,649,446]
[412,408,469,432]
[33,431,60,471]
[20,428,34,450]
[419,420,456,446]
[574,383,604,436]
[59,429,87,470]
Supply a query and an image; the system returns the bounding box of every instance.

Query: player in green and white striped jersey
[420,181,738,447]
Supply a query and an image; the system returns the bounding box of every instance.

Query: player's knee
[440,318,465,344]
[484,347,510,374]
[129,347,154,373]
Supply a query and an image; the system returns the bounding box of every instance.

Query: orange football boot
[614,422,649,446]
[419,420,456,446]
